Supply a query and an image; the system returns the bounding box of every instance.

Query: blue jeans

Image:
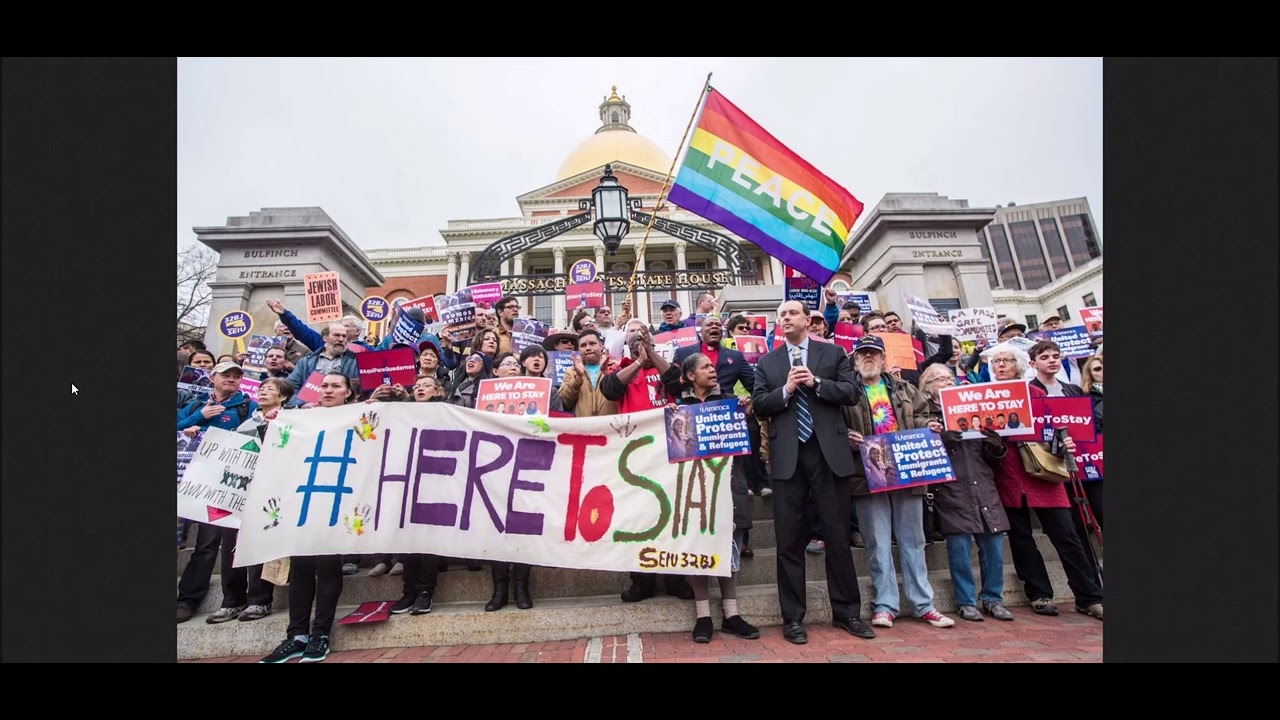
[853,492,935,617]
[945,532,1005,607]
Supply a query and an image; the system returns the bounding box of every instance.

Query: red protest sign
[1030,396,1097,443]
[735,335,767,364]
[1080,306,1104,339]
[296,371,326,405]
[1074,434,1103,481]
[402,295,440,323]
[476,377,552,416]
[337,601,393,625]
[355,348,418,392]
[565,282,606,311]
[833,321,863,352]
[938,380,1036,440]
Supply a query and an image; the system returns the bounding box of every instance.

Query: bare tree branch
[177,245,219,345]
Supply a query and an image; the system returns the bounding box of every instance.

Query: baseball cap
[660,299,681,311]
[1000,323,1027,336]
[852,335,885,354]
[212,361,243,375]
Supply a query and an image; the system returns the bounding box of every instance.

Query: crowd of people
[175,286,1103,662]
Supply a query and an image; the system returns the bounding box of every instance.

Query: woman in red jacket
[982,343,1103,621]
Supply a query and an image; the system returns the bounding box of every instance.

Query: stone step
[188,533,1063,614]
[177,561,1075,660]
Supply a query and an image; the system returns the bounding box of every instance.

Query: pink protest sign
[355,348,418,392]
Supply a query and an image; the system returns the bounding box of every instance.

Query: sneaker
[722,614,761,639]
[259,637,307,664]
[368,562,390,577]
[692,616,714,643]
[177,605,195,624]
[740,544,754,558]
[1076,603,1104,621]
[206,606,245,624]
[957,605,984,622]
[301,635,330,663]
[920,610,955,628]
[239,605,271,622]
[871,611,895,628]
[805,539,825,554]
[391,593,417,615]
[1030,598,1059,616]
[389,562,404,576]
[759,487,773,497]
[411,591,434,615]
[982,600,1015,621]
[342,563,358,575]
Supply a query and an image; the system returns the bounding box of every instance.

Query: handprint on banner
[610,415,636,439]
[263,497,283,530]
[343,504,373,536]
[273,424,292,449]
[528,417,551,434]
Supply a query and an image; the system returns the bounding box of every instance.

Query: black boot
[665,575,695,600]
[513,564,533,610]
[621,572,656,602]
[485,564,509,612]
[485,581,509,612]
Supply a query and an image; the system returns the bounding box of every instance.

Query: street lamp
[592,164,630,255]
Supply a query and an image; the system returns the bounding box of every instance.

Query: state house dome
[555,86,671,181]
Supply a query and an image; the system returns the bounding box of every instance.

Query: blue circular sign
[361,296,389,322]
[569,259,598,284]
[219,310,253,339]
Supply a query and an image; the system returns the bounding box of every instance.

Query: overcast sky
[178,57,1102,250]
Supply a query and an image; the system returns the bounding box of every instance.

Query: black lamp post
[592,164,630,255]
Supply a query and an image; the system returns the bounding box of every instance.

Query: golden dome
[555,87,671,181]
[555,131,670,181]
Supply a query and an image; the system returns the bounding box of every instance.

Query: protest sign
[177,427,261,528]
[938,380,1036,439]
[566,282,606,311]
[735,336,768,364]
[468,282,504,309]
[439,286,480,344]
[476,377,553,417]
[390,311,425,347]
[234,403,734,576]
[512,317,550,354]
[651,327,699,362]
[901,292,957,335]
[1074,435,1104,481]
[784,266,820,310]
[742,314,768,336]
[178,366,213,402]
[833,322,863,352]
[664,398,752,464]
[1080,306,1104,339]
[305,271,342,324]
[1028,326,1094,359]
[836,291,874,314]
[1029,396,1098,444]
[356,348,418,392]
[546,351,578,385]
[859,429,957,493]
[360,296,390,324]
[401,295,440,324]
[296,371,326,405]
[872,333,918,370]
[948,307,999,343]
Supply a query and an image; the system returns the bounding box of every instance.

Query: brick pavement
[182,606,1101,663]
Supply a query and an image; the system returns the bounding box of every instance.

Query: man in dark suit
[667,315,755,400]
[752,300,876,644]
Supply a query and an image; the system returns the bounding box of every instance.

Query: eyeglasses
[498,361,521,368]
[990,358,1018,365]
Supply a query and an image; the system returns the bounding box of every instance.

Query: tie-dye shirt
[864,378,898,434]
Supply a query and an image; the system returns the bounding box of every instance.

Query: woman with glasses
[917,364,1013,622]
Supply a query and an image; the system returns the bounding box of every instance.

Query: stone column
[955,264,996,309]
[445,252,459,295]
[673,240,689,315]
[553,246,566,329]
[876,265,929,330]
[770,256,784,286]
[458,252,471,292]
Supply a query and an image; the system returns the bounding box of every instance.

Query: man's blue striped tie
[791,347,813,443]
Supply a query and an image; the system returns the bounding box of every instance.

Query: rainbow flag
[668,87,863,286]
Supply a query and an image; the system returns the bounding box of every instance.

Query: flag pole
[624,72,712,325]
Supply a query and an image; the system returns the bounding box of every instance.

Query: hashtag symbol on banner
[297,429,358,527]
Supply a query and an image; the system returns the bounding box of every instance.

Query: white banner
[948,307,999,342]
[901,292,958,335]
[233,402,734,576]
[177,427,261,529]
